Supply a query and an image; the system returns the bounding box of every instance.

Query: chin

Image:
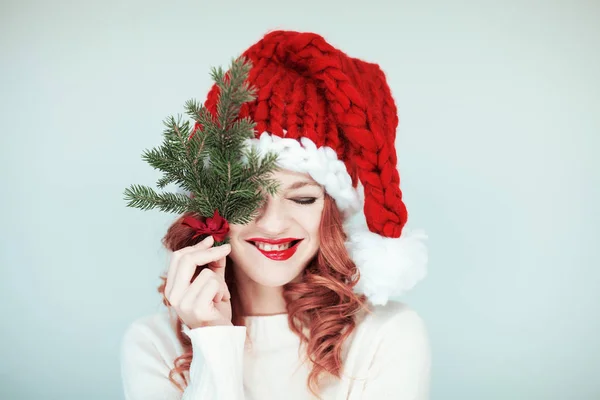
[248,271,300,288]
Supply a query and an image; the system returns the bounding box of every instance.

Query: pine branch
[123,184,191,214]
[124,55,280,229]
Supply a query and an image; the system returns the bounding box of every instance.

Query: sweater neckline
[242,313,301,351]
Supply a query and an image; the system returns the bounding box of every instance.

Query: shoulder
[120,311,190,394]
[340,304,430,397]
[120,310,184,363]
[353,301,430,357]
[362,301,428,337]
[122,310,176,341]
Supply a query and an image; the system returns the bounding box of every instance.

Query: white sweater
[120,301,431,400]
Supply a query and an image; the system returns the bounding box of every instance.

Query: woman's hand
[165,235,233,329]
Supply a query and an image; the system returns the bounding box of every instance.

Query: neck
[233,267,288,316]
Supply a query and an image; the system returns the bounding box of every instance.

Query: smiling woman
[120,30,430,400]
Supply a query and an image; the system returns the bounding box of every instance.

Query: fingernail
[194,235,213,246]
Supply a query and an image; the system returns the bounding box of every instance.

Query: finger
[212,281,231,303]
[208,253,229,279]
[190,234,215,250]
[222,286,231,301]
[178,268,216,312]
[168,244,231,304]
[212,278,231,302]
[191,260,231,302]
[165,235,214,297]
[180,269,231,312]
[166,236,216,298]
[196,278,222,308]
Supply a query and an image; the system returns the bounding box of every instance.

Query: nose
[253,195,290,236]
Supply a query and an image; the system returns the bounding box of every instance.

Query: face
[227,168,325,288]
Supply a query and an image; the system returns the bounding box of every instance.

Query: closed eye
[291,197,317,205]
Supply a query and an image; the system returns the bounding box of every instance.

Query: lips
[246,237,301,245]
[246,238,303,261]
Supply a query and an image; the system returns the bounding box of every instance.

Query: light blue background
[1,0,598,399]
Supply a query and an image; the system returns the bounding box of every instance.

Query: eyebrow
[284,181,322,191]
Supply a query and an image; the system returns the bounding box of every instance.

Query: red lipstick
[246,238,303,261]
[247,238,300,244]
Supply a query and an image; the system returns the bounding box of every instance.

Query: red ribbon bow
[182,209,230,242]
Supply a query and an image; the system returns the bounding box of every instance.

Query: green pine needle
[123,56,280,227]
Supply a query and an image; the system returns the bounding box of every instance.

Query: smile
[246,239,303,261]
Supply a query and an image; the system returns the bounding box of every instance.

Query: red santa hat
[203,30,428,305]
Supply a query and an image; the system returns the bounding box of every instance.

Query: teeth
[254,242,293,251]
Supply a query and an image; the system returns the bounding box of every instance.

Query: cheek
[295,206,323,239]
[227,226,249,254]
[227,221,250,238]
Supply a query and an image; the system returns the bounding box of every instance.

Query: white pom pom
[344,210,428,306]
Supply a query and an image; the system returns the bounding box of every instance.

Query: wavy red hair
[157,193,369,397]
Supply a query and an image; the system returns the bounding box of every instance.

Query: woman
[120,30,431,399]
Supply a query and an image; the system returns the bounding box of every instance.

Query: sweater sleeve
[120,320,247,400]
[181,324,247,399]
[360,308,431,399]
